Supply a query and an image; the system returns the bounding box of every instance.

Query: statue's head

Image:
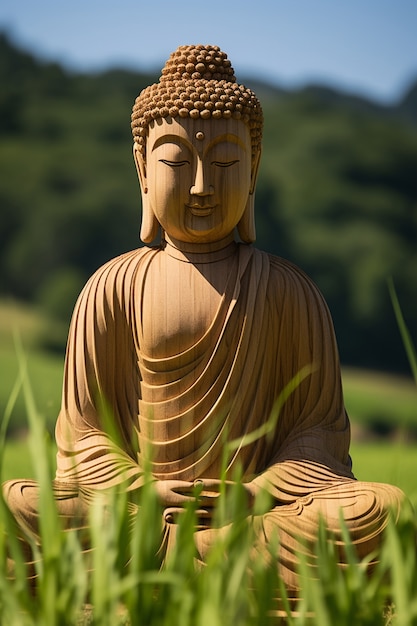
[131,45,263,244]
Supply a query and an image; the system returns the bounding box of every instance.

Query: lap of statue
[4,475,404,590]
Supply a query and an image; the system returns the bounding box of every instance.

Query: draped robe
[54,242,353,489]
[4,241,403,588]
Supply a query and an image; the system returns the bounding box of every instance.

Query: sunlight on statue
[4,44,405,591]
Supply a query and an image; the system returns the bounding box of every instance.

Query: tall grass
[388,278,417,386]
[1,343,417,624]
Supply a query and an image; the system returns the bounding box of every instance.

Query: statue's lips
[187,204,217,217]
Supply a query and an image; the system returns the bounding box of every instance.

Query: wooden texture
[4,44,405,590]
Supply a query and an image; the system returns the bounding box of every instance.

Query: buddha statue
[4,45,404,591]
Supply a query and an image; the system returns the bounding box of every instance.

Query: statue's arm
[54,251,145,493]
[248,260,354,503]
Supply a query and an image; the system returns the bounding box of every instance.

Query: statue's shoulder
[88,246,156,282]
[238,246,320,294]
[261,250,325,302]
[78,246,157,308]
[267,252,311,279]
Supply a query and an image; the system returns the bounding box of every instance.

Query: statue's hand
[192,478,236,501]
[155,479,227,508]
[153,480,196,507]
[197,478,259,511]
[154,478,229,511]
[155,480,217,527]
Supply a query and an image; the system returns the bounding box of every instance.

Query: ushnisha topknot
[131,44,263,162]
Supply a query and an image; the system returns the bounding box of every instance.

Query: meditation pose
[4,45,404,590]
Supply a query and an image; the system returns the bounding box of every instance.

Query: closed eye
[212,160,239,168]
[159,159,190,167]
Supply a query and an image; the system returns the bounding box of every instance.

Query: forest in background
[0,32,416,374]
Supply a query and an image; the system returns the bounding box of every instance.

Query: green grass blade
[388,277,417,384]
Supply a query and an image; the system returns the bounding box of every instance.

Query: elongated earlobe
[237,194,256,243]
[140,196,160,243]
[133,144,159,243]
[237,148,261,243]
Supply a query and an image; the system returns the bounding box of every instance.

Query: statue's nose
[190,159,214,196]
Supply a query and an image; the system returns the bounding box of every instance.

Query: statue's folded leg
[192,480,404,591]
[3,480,169,581]
[3,479,89,579]
[251,480,405,590]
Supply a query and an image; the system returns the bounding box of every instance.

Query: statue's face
[141,116,253,243]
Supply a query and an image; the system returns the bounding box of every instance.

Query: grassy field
[351,441,417,502]
[0,299,64,435]
[343,367,417,437]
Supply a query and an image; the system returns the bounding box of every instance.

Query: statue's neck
[163,233,239,264]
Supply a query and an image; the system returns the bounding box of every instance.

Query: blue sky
[1,0,416,103]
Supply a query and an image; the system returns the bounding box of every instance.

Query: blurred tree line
[0,33,416,373]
